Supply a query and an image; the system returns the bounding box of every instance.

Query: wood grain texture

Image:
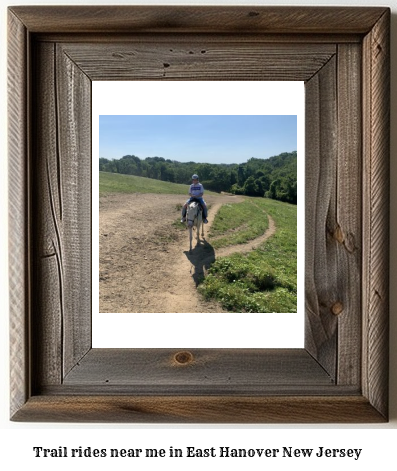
[362,9,390,419]
[31,42,92,388]
[8,6,390,423]
[32,42,63,387]
[335,44,362,386]
[9,6,387,34]
[11,396,385,424]
[56,45,92,377]
[304,43,363,385]
[62,349,334,392]
[60,42,335,81]
[34,33,363,45]
[8,10,30,419]
[304,57,338,378]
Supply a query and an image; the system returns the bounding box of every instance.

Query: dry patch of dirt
[99,192,275,313]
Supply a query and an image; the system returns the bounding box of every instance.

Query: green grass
[199,198,297,313]
[99,171,218,196]
[208,200,269,249]
[99,171,191,196]
[99,171,297,313]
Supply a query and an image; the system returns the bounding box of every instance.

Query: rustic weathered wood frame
[8,6,390,423]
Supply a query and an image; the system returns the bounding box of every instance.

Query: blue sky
[99,115,297,164]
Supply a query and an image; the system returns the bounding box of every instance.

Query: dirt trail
[99,193,276,313]
[215,214,276,258]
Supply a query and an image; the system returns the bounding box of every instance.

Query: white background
[1,0,396,469]
[92,81,305,348]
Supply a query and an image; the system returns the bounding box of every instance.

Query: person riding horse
[181,174,208,224]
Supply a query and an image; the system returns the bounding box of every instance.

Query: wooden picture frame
[8,6,390,423]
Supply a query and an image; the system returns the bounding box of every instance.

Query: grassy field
[99,171,220,196]
[201,198,297,313]
[99,171,297,313]
[99,171,190,196]
[208,199,269,249]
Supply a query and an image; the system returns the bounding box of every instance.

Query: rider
[181,174,208,224]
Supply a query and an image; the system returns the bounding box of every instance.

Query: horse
[186,200,204,251]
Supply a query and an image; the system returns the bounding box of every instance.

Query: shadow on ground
[184,239,216,286]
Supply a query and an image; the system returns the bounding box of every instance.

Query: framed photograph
[93,81,304,349]
[8,6,390,423]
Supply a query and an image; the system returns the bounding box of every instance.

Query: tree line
[99,151,297,204]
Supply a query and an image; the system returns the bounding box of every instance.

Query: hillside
[100,171,216,196]
[99,175,297,313]
[99,151,297,204]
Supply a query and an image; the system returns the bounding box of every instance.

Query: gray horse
[186,200,204,251]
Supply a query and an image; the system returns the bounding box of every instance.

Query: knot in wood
[333,225,344,244]
[174,351,194,365]
[331,302,344,316]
